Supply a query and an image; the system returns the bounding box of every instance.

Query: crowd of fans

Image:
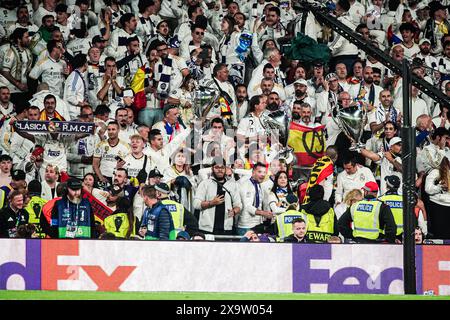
[0,0,449,244]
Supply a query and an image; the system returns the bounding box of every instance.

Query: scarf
[357,82,375,107]
[156,56,173,100]
[39,110,65,121]
[164,120,180,142]
[250,177,261,208]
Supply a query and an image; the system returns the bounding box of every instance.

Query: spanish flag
[287,122,326,167]
[130,65,150,111]
[302,156,334,204]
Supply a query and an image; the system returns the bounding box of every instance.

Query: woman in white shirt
[268,171,295,215]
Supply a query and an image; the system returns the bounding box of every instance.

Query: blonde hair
[45,164,60,176]
[344,189,363,206]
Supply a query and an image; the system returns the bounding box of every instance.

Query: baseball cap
[110,185,124,196]
[389,137,402,148]
[176,231,190,240]
[362,181,379,192]
[11,169,26,181]
[122,88,134,98]
[385,175,401,189]
[92,35,107,44]
[313,61,324,67]
[325,72,338,81]
[419,38,431,46]
[67,178,82,190]
[155,182,170,194]
[293,78,308,86]
[148,168,164,178]
[28,180,42,196]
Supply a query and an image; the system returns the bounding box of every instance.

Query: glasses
[195,31,205,36]
[340,98,352,101]
[213,166,226,170]
[212,126,223,129]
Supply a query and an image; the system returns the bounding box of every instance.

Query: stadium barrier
[0,239,449,295]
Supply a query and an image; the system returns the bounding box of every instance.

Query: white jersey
[66,38,91,56]
[0,8,17,30]
[35,134,74,173]
[0,45,32,93]
[29,56,67,98]
[118,126,138,145]
[93,139,131,178]
[123,153,155,178]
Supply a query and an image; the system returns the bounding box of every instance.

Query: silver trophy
[193,86,220,119]
[332,105,367,151]
[261,110,295,164]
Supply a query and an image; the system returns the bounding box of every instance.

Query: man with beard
[349,66,383,142]
[248,64,286,101]
[194,157,241,235]
[44,178,96,239]
[369,90,401,135]
[287,79,316,121]
[349,66,383,110]
[296,103,322,129]
[235,84,248,123]
[0,28,33,105]
[115,107,138,144]
[413,38,439,83]
[317,72,343,128]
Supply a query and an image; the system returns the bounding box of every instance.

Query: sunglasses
[195,31,205,35]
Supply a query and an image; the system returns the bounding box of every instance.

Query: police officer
[24,180,48,238]
[338,181,397,243]
[274,194,307,242]
[301,185,338,243]
[155,182,198,237]
[379,175,404,241]
[139,185,175,240]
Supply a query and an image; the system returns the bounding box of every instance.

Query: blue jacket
[141,201,175,240]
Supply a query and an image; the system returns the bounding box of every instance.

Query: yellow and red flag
[287,122,326,167]
[130,66,148,111]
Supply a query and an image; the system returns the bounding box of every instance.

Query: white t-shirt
[29,56,67,98]
[93,139,131,178]
[35,134,74,173]
[123,153,155,178]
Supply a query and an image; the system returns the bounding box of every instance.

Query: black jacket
[0,206,29,238]
[301,200,339,241]
[338,196,397,243]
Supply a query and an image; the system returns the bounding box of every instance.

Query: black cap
[28,180,42,196]
[11,169,26,181]
[385,175,401,189]
[155,183,170,194]
[148,168,163,178]
[110,184,124,196]
[67,178,82,190]
[55,3,68,13]
[92,35,107,44]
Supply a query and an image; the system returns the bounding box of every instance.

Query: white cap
[389,137,402,147]
[294,79,308,86]
[122,88,134,98]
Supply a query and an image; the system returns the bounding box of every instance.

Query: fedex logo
[0,240,136,291]
[422,246,450,296]
[292,244,403,294]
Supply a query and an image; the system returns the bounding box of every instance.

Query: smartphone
[280,1,289,8]
[115,155,124,162]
